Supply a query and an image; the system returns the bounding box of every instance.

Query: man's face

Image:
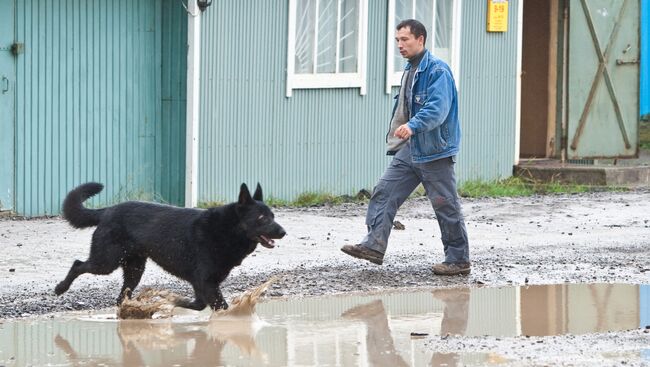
[395,26,424,59]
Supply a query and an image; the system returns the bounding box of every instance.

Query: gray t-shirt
[386,52,424,153]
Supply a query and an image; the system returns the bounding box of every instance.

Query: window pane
[338,0,359,73]
[317,0,337,73]
[434,0,452,63]
[415,0,433,48]
[295,0,316,74]
[393,0,413,72]
[393,0,432,72]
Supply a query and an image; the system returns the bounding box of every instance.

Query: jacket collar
[404,48,433,73]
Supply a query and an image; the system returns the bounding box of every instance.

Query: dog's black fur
[55,182,286,311]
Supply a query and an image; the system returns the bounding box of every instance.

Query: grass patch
[198,201,225,209]
[456,177,615,198]
[199,191,370,209]
[197,178,627,208]
[268,191,369,207]
[458,177,535,197]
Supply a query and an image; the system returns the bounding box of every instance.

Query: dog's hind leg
[117,256,147,305]
[55,229,124,296]
[54,257,120,295]
[54,259,85,295]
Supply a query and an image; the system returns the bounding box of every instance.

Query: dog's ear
[239,183,253,205]
[253,183,263,202]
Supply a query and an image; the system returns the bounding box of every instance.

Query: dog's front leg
[173,297,207,311]
[204,284,228,311]
[208,286,229,310]
[176,282,228,311]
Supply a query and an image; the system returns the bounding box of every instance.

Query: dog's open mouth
[255,235,276,248]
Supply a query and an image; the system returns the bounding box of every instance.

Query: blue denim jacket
[388,49,460,163]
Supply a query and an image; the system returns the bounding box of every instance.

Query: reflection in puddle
[0,283,648,366]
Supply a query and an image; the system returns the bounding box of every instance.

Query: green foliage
[458,176,624,198]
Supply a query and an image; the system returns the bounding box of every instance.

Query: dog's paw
[212,300,228,310]
[54,283,68,296]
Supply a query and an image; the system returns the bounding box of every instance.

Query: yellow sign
[487,0,508,32]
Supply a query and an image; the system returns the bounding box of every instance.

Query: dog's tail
[62,182,106,229]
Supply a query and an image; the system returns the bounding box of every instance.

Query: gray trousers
[361,144,470,263]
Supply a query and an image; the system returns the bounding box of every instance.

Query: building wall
[9,0,186,216]
[457,0,521,180]
[198,0,391,203]
[197,0,522,203]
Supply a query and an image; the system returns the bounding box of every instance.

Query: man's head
[395,19,427,59]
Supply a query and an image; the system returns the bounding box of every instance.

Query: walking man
[341,19,470,275]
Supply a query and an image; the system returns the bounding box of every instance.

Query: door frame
[0,0,15,212]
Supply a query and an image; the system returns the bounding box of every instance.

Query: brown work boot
[340,244,384,265]
[432,262,471,275]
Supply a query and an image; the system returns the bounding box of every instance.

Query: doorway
[520,0,560,159]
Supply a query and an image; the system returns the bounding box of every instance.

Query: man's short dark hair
[396,19,427,45]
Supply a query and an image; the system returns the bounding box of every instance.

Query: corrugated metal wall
[13,0,186,216]
[158,0,187,206]
[0,0,15,212]
[198,1,521,203]
[457,0,521,181]
[198,0,392,203]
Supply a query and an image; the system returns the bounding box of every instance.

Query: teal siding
[158,0,187,206]
[13,0,186,216]
[198,0,393,203]
[198,1,521,203]
[0,0,15,211]
[458,0,521,181]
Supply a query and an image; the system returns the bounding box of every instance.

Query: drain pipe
[185,0,201,208]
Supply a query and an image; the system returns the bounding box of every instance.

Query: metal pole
[185,0,201,207]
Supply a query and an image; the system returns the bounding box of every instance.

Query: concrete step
[514,160,650,187]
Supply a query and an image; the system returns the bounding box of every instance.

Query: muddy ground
[1,189,649,365]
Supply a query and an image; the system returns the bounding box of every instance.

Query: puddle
[0,283,648,366]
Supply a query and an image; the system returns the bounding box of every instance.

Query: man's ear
[238,183,253,205]
[253,183,263,202]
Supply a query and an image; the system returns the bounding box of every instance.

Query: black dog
[54,182,286,310]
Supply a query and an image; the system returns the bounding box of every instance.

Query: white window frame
[286,0,369,97]
[385,0,462,94]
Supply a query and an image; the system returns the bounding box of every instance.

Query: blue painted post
[641,0,649,120]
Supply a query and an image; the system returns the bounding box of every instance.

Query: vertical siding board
[159,0,186,205]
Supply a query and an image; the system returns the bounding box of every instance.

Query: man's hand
[394,124,413,140]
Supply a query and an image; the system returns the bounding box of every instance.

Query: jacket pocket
[413,128,447,157]
[413,93,426,106]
